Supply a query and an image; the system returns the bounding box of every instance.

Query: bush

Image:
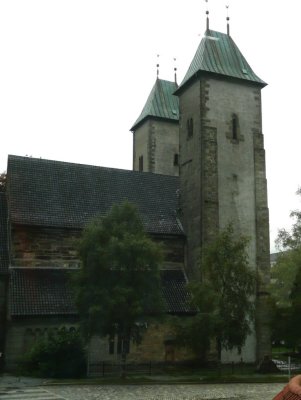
[22,329,86,378]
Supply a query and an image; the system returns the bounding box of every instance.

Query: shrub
[22,329,86,378]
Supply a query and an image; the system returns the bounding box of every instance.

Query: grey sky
[0,0,299,251]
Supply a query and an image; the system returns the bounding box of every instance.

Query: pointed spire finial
[156,54,160,78]
[205,0,209,30]
[226,4,230,36]
[173,57,178,86]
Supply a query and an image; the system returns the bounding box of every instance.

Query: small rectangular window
[174,154,179,166]
[187,118,193,139]
[232,114,238,141]
[139,155,143,172]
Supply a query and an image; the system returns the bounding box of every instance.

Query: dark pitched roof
[161,270,195,314]
[0,192,9,274]
[9,268,194,317]
[7,155,182,235]
[131,79,179,131]
[176,29,266,94]
[9,268,77,317]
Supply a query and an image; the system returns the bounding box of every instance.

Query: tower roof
[130,79,179,131]
[176,29,266,94]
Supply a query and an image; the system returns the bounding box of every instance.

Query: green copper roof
[131,79,179,131]
[176,29,266,93]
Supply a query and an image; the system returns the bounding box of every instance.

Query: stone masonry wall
[0,277,7,369]
[133,122,150,172]
[11,225,81,268]
[88,321,194,365]
[178,80,202,278]
[253,100,271,361]
[133,119,179,176]
[11,226,184,269]
[5,317,78,371]
[178,74,270,363]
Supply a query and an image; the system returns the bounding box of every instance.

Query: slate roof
[176,29,266,94]
[9,268,77,317]
[9,268,195,317]
[7,155,182,236]
[131,79,179,131]
[0,192,9,274]
[161,270,195,314]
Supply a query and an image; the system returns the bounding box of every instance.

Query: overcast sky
[0,0,299,251]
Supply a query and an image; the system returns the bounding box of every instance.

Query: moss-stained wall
[11,226,185,270]
[5,317,78,371]
[178,75,270,363]
[88,321,194,364]
[133,119,179,176]
[0,277,7,370]
[11,226,81,268]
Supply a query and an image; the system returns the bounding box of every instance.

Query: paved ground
[0,379,286,400]
[45,383,285,400]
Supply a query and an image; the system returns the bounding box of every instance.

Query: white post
[288,356,291,381]
[87,341,90,377]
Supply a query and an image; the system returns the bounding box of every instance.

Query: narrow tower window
[174,153,179,166]
[187,118,193,139]
[138,155,143,172]
[232,114,238,141]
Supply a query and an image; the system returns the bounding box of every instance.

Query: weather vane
[156,54,160,78]
[226,4,230,35]
[173,57,178,86]
[205,0,210,30]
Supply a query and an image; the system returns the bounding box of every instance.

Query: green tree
[73,202,164,366]
[0,172,6,192]
[290,266,301,350]
[271,193,301,349]
[174,225,256,361]
[270,250,300,309]
[270,253,295,348]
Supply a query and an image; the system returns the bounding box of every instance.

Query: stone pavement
[0,376,286,400]
[45,383,285,400]
[0,387,65,399]
[0,374,45,387]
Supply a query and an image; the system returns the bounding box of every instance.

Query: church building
[0,16,271,370]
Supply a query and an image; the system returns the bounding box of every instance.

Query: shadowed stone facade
[174,32,270,362]
[132,28,271,362]
[133,119,179,176]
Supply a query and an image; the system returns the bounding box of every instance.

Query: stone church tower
[132,21,270,362]
[175,26,270,362]
[131,79,179,176]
